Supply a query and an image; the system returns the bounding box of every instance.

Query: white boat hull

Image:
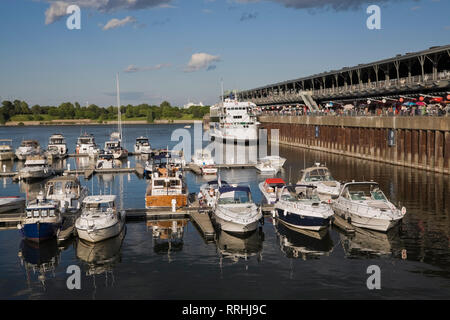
[333,207,402,232]
[76,216,125,243]
[214,215,260,234]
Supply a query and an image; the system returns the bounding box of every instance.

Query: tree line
[0,100,210,124]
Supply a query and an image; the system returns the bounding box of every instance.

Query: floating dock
[332,214,355,234]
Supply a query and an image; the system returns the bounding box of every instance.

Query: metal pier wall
[260,116,450,175]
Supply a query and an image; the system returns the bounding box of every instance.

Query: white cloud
[45,1,70,25]
[184,53,221,73]
[102,16,136,30]
[44,0,173,25]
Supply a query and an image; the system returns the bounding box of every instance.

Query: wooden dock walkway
[190,210,215,240]
[332,214,355,234]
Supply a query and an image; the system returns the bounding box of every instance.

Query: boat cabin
[25,203,58,219]
[300,165,335,182]
[20,140,39,148]
[77,134,96,145]
[49,134,66,145]
[217,186,252,205]
[136,137,150,146]
[281,185,320,201]
[83,196,116,212]
[339,182,387,202]
[46,176,81,197]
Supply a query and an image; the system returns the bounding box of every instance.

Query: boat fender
[283,210,287,216]
[401,207,406,215]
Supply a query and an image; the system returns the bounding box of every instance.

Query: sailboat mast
[116,73,122,141]
[221,78,224,103]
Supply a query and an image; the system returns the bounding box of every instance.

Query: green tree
[146,110,154,123]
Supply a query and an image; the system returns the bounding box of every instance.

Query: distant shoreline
[2,119,203,126]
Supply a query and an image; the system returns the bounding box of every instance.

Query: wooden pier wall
[260,116,450,175]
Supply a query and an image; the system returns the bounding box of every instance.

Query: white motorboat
[259,155,286,170]
[0,196,25,213]
[76,133,100,156]
[297,163,341,201]
[331,181,406,232]
[191,149,217,175]
[18,193,62,242]
[104,138,128,159]
[274,185,334,231]
[209,98,259,143]
[96,152,116,169]
[18,156,54,181]
[0,139,15,161]
[134,136,152,155]
[15,140,41,160]
[145,158,188,209]
[75,195,126,243]
[255,161,279,175]
[213,185,262,234]
[258,178,286,205]
[46,134,68,159]
[45,176,88,213]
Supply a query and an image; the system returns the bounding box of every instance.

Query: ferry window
[33,210,40,217]
[49,209,55,216]
[41,210,48,217]
[26,210,32,218]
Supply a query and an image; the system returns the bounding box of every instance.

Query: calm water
[0,124,449,299]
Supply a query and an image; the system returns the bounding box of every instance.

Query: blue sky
[0,0,449,107]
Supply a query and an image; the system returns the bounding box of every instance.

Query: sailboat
[105,74,128,160]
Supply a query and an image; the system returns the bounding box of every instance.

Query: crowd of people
[258,102,450,117]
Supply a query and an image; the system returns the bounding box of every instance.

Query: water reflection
[18,239,62,290]
[339,226,403,258]
[216,229,264,263]
[274,221,334,259]
[75,228,126,288]
[147,219,187,258]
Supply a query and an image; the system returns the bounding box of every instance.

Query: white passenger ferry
[209,98,259,143]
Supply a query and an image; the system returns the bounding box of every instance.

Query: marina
[0,123,448,300]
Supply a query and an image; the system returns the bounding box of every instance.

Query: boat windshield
[218,191,251,204]
[281,186,320,202]
[304,168,334,182]
[85,202,114,211]
[344,184,386,201]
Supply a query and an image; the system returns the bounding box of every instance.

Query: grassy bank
[4,118,204,126]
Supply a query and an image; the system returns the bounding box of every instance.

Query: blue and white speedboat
[274,185,334,231]
[18,193,62,242]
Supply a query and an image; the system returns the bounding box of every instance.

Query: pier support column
[419,130,427,169]
[445,131,450,172]
[412,130,419,167]
[405,129,412,166]
[427,130,435,170]
[435,130,444,173]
